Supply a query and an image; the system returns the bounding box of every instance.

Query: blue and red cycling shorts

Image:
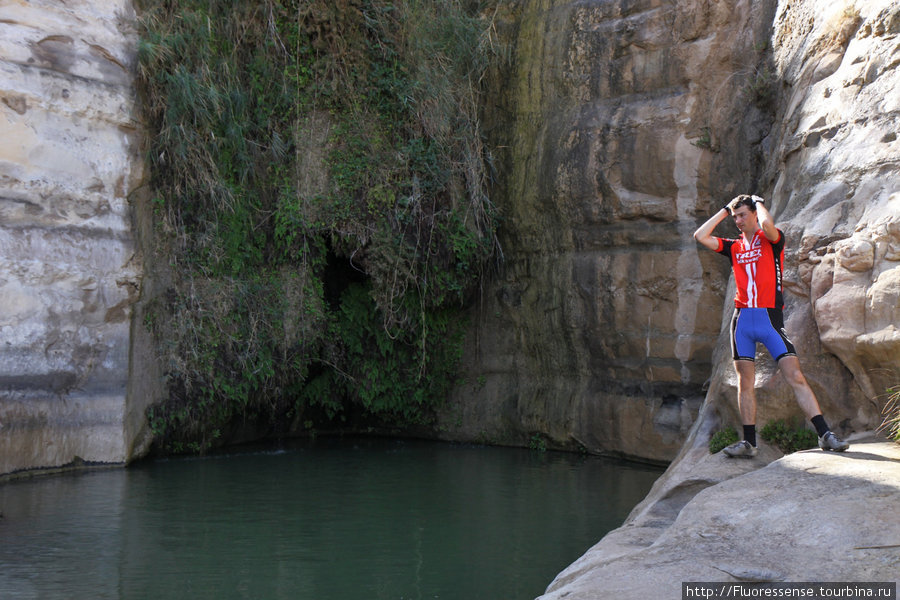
[730,307,797,362]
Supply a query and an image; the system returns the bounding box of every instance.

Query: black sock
[743,424,757,447]
[811,414,830,437]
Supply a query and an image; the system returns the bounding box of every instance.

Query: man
[693,194,849,458]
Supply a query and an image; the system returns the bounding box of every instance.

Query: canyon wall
[0,0,896,475]
[0,0,150,475]
[440,0,897,461]
[690,0,899,448]
[768,0,900,411]
[440,0,780,461]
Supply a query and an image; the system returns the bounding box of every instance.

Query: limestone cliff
[0,0,148,474]
[439,0,781,461]
[772,0,900,406]
[440,0,898,462]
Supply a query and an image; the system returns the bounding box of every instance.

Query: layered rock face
[440,0,780,462]
[444,0,898,461]
[0,0,146,474]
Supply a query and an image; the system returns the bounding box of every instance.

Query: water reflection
[0,439,661,600]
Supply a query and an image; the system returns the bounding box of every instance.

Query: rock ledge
[540,435,900,599]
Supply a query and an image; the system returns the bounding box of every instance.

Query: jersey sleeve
[715,238,735,259]
[772,229,785,253]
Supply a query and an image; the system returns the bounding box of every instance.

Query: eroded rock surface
[443,0,898,463]
[440,0,780,462]
[0,0,145,474]
[731,0,900,430]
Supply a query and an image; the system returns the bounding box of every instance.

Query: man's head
[729,194,758,234]
[729,194,757,213]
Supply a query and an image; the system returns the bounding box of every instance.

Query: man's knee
[779,359,808,387]
[787,372,809,390]
[734,360,756,387]
[737,376,756,392]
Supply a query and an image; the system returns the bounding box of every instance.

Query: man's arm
[693,207,728,251]
[753,196,779,242]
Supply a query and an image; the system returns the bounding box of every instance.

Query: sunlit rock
[0,0,147,474]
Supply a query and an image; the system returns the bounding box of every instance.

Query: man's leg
[735,359,757,427]
[778,356,849,451]
[723,360,759,458]
[777,356,821,418]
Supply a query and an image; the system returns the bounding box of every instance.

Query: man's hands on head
[697,194,770,250]
[723,194,766,215]
[723,196,743,214]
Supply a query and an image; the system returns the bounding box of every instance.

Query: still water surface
[0,438,661,600]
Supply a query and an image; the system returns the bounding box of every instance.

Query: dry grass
[812,5,863,56]
[880,387,900,443]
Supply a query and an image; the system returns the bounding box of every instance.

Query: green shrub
[709,427,739,454]
[760,418,818,454]
[747,65,776,110]
[529,434,548,453]
[298,283,464,425]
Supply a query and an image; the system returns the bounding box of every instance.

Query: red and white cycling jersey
[715,228,785,309]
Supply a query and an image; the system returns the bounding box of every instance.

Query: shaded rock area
[0,0,148,474]
[539,436,900,599]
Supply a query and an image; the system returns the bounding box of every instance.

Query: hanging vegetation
[135,0,500,452]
